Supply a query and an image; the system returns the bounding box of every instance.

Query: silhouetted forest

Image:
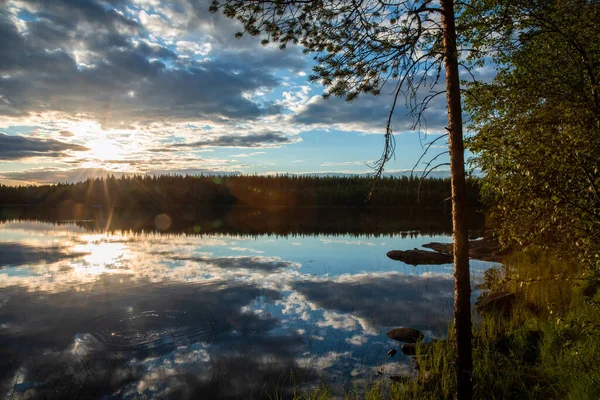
[0,175,484,236]
[0,174,481,210]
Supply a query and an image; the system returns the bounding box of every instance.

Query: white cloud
[319,161,366,167]
[345,335,366,346]
[176,40,212,56]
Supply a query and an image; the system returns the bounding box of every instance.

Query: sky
[0,0,495,186]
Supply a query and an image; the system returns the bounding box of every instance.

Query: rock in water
[386,327,424,343]
[423,236,510,262]
[386,249,453,265]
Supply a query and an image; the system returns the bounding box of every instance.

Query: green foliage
[408,250,600,399]
[464,0,600,269]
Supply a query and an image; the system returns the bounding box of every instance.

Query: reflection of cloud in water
[292,272,455,335]
[0,242,87,268]
[0,221,477,397]
[169,255,300,272]
[229,246,266,254]
[297,351,352,370]
[0,226,301,292]
[320,238,378,246]
[317,310,360,331]
[0,274,309,399]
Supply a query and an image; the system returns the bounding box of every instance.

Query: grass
[291,248,600,399]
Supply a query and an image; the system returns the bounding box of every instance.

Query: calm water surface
[0,220,495,399]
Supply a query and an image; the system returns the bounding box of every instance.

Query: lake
[0,218,495,399]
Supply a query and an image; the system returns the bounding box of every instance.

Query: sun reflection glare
[72,235,130,275]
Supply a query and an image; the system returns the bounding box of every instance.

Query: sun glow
[87,138,124,161]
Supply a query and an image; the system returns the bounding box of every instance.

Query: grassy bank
[400,250,600,399]
[293,250,600,399]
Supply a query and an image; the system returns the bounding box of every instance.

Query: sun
[87,138,123,161]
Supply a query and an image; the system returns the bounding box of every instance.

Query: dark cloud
[293,89,449,133]
[172,132,296,148]
[0,132,88,160]
[0,0,295,127]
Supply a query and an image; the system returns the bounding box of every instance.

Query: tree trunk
[440,0,473,399]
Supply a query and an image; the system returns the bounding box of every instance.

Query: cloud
[0,167,125,184]
[320,161,366,167]
[0,0,297,129]
[0,167,245,184]
[145,168,243,177]
[291,62,496,134]
[172,132,297,148]
[293,79,449,133]
[229,151,266,158]
[0,132,88,160]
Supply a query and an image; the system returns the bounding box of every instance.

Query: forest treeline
[0,174,482,211]
[0,175,484,235]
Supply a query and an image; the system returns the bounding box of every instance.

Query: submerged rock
[386,249,453,265]
[475,291,516,316]
[387,327,424,343]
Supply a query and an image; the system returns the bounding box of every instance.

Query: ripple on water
[88,309,206,352]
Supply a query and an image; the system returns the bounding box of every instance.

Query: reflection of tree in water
[1,205,484,237]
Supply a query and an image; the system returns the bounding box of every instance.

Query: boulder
[423,236,510,263]
[386,327,424,343]
[475,291,516,316]
[386,249,453,265]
